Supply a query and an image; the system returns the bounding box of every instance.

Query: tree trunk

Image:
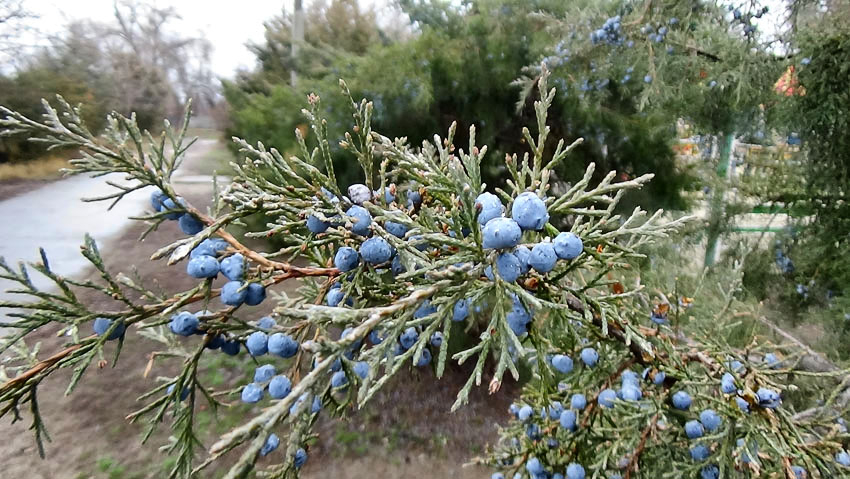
[291,0,304,88]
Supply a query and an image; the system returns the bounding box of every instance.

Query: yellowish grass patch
[0,155,70,181]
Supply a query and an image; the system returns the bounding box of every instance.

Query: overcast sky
[17,0,392,78]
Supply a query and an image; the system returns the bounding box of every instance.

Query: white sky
[15,0,392,79]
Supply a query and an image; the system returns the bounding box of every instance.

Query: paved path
[0,138,220,318]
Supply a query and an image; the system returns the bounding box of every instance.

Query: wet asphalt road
[0,138,219,321]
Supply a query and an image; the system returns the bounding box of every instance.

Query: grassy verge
[0,154,69,180]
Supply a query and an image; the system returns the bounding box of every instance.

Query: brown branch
[1,342,83,389]
[625,413,658,479]
[1,267,337,394]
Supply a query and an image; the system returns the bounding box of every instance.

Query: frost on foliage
[0,67,846,479]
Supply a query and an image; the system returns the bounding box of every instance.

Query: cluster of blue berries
[727,5,768,36]
[150,189,205,235]
[152,190,266,308]
[185,239,266,308]
[639,21,671,44]
[257,434,309,468]
[590,16,623,46]
[316,183,424,277]
[774,240,795,274]
[477,191,582,278]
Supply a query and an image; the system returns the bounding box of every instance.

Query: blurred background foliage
[0,1,219,163]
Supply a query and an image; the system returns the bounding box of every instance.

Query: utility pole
[291,0,304,88]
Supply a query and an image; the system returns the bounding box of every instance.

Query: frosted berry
[620,384,641,401]
[518,405,533,421]
[169,311,199,336]
[529,242,557,273]
[836,450,850,467]
[526,457,544,475]
[259,433,279,457]
[150,190,168,211]
[161,197,185,220]
[385,220,408,238]
[331,370,348,389]
[220,253,245,281]
[482,217,522,249]
[699,409,722,432]
[548,401,564,420]
[495,252,522,282]
[345,205,372,236]
[360,236,393,264]
[306,214,329,233]
[690,444,710,461]
[221,281,247,306]
[580,347,598,367]
[246,331,269,356]
[409,234,428,251]
[191,238,229,258]
[560,409,577,431]
[391,255,405,275]
[511,192,549,230]
[334,247,360,272]
[453,299,470,322]
[221,340,240,356]
[244,283,266,306]
[552,354,574,374]
[374,186,395,204]
[347,183,372,205]
[598,388,617,408]
[506,294,532,336]
[416,348,432,367]
[166,384,190,401]
[268,333,299,358]
[399,327,419,350]
[566,463,585,479]
[293,447,308,468]
[241,383,263,403]
[736,396,751,413]
[430,332,444,348]
[475,192,504,225]
[407,190,422,208]
[414,299,437,319]
[93,318,125,340]
[685,420,705,439]
[720,373,736,394]
[187,255,220,278]
[570,393,587,410]
[553,232,583,260]
[353,361,370,379]
[700,465,719,479]
[179,214,204,235]
[672,391,692,410]
[513,245,531,274]
[756,388,781,409]
[268,375,292,399]
[764,352,780,368]
[327,288,351,307]
[254,364,276,383]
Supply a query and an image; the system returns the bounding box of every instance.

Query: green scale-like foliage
[0,67,849,479]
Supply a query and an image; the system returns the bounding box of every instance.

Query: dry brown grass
[0,155,69,181]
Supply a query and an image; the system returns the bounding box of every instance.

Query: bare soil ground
[0,174,513,479]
